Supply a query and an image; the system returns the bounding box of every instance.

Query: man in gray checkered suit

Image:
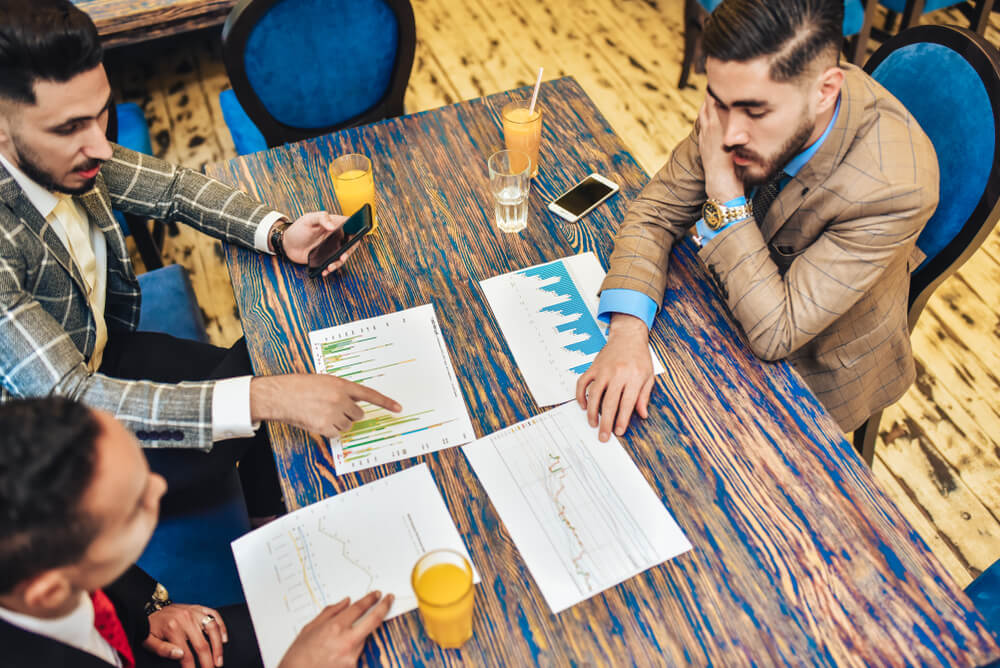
[0,0,400,518]
[577,0,939,441]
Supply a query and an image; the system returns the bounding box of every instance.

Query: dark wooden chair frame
[220,0,417,148]
[106,102,165,271]
[852,24,1000,464]
[678,0,878,89]
[880,0,996,39]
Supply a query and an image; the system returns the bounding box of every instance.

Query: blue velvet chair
[218,0,417,155]
[967,558,1000,640]
[879,0,996,38]
[110,103,165,270]
[678,0,877,89]
[108,103,252,607]
[851,24,1000,464]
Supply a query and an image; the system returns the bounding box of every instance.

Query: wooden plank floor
[103,0,1000,590]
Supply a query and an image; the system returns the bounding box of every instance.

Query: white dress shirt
[0,152,280,442]
[0,593,122,666]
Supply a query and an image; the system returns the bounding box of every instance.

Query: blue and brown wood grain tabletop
[204,77,1000,666]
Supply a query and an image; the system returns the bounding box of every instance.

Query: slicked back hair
[0,0,103,105]
[0,398,100,593]
[702,0,844,82]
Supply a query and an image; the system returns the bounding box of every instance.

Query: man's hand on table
[250,374,401,436]
[281,212,361,278]
[278,592,394,668]
[575,313,654,442]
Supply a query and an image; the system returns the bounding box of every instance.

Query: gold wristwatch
[144,583,173,615]
[702,198,753,230]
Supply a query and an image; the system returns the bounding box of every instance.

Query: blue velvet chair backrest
[111,102,153,238]
[870,43,996,269]
[241,0,399,130]
[966,557,1000,639]
[696,0,866,36]
[879,0,962,14]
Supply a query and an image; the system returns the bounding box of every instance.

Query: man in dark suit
[0,397,394,668]
[0,0,401,519]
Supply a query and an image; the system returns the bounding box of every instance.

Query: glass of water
[488,149,531,233]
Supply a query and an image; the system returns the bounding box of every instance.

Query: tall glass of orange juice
[502,100,542,178]
[328,153,378,231]
[411,549,475,648]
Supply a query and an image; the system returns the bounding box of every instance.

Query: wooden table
[74,0,235,48]
[205,77,1000,666]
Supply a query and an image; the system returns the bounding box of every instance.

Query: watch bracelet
[270,220,289,258]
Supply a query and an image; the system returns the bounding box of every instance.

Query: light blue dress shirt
[598,98,841,330]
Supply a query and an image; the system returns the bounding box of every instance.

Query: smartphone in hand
[307,204,374,278]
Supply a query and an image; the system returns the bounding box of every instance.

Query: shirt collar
[783,95,842,178]
[0,152,61,218]
[0,591,96,651]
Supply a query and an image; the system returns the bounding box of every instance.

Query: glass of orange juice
[411,549,475,648]
[328,153,378,231]
[502,100,542,178]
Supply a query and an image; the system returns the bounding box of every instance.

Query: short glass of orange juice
[502,100,542,178]
[411,549,475,648]
[328,153,378,231]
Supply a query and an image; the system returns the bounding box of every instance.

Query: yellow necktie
[51,196,107,370]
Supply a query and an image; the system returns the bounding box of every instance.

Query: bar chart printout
[480,253,664,406]
[308,304,476,474]
[232,464,479,668]
[463,402,691,613]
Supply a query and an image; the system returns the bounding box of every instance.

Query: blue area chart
[518,262,607,375]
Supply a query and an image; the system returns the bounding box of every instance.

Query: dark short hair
[0,398,100,593]
[702,0,844,82]
[0,0,103,104]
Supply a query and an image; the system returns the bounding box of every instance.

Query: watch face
[704,202,722,229]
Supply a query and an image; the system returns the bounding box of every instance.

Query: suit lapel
[0,163,89,298]
[77,173,133,279]
[758,64,868,243]
[0,616,117,668]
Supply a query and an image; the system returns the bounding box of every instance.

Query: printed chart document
[480,253,664,406]
[463,402,691,614]
[232,464,478,668]
[309,304,475,474]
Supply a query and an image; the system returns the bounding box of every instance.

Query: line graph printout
[309,304,475,474]
[232,464,479,668]
[463,402,690,613]
[479,253,664,406]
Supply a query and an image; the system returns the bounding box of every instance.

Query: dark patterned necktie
[91,589,135,668]
[752,171,788,224]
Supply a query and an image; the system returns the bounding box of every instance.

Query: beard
[10,134,102,195]
[729,113,815,188]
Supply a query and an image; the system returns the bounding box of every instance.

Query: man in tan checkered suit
[0,0,399,517]
[577,0,939,440]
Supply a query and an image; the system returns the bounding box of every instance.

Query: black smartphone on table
[307,203,373,278]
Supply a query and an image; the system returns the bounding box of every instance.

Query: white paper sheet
[463,402,690,613]
[232,464,478,668]
[479,253,664,406]
[309,304,476,474]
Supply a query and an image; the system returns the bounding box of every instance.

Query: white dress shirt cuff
[254,211,289,254]
[212,376,260,441]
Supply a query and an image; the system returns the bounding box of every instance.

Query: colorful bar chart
[519,261,607,374]
[480,253,664,406]
[309,304,476,474]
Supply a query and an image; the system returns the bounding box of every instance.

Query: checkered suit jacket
[602,64,939,432]
[0,144,281,450]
